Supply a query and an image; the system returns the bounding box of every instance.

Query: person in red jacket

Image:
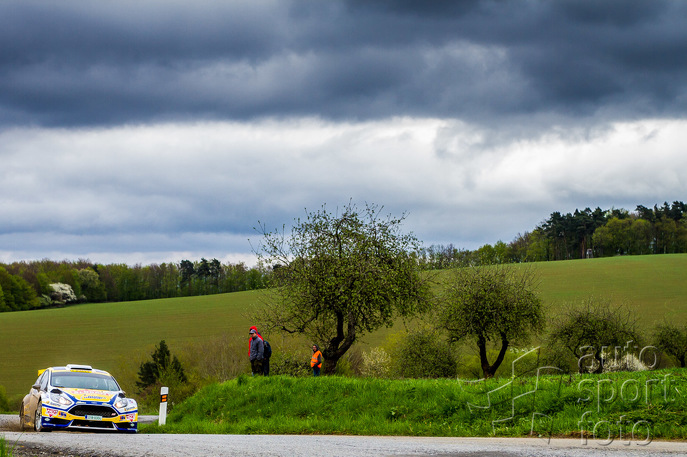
[249,329,264,376]
[248,326,270,375]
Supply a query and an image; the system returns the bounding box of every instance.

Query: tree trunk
[478,333,510,379]
[322,355,338,375]
[321,310,356,375]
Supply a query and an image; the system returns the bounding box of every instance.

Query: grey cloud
[1,0,686,128]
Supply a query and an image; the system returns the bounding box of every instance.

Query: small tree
[653,322,687,367]
[548,300,642,373]
[254,202,431,374]
[136,340,187,390]
[437,265,544,378]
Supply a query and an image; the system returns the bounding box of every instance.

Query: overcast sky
[1,0,686,266]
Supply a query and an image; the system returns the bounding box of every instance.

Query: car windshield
[51,371,120,391]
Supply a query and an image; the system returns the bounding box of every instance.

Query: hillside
[1,254,686,399]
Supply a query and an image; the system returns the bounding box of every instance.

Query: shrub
[361,347,392,378]
[49,282,77,305]
[653,322,687,368]
[601,352,648,373]
[548,299,643,374]
[270,352,311,377]
[391,331,457,379]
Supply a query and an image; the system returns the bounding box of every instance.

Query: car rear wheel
[19,405,26,430]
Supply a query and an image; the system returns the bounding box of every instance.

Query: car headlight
[114,397,130,409]
[49,392,74,407]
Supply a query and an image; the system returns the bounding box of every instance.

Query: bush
[361,347,392,378]
[391,331,457,379]
[49,282,78,304]
[270,352,311,377]
[548,299,643,374]
[653,322,687,368]
[601,352,648,373]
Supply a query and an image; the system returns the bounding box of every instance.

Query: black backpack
[263,339,272,359]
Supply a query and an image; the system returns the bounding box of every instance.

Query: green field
[1,255,686,399]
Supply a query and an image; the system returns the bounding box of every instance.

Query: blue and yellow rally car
[20,364,138,432]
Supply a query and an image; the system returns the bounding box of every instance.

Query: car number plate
[86,415,103,420]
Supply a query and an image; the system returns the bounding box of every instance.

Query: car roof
[39,364,113,377]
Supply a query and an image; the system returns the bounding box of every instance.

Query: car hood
[60,388,117,402]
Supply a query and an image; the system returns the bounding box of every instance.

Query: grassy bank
[143,369,687,440]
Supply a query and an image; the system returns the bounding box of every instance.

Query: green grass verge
[0,436,16,457]
[1,255,686,399]
[142,369,687,440]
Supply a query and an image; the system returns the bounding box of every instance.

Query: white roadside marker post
[159,386,169,426]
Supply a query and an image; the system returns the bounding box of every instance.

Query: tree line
[418,201,687,268]
[2,200,685,313]
[0,258,268,312]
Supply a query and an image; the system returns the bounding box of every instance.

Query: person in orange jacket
[311,344,323,376]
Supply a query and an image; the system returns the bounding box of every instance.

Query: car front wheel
[34,401,46,432]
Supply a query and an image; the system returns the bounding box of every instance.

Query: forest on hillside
[0,258,267,312]
[419,201,687,269]
[1,201,685,312]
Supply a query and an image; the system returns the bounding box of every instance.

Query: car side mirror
[33,383,41,390]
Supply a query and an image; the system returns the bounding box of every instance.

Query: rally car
[19,364,138,432]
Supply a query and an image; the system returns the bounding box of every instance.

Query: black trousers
[251,359,263,376]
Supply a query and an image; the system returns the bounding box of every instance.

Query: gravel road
[2,415,685,457]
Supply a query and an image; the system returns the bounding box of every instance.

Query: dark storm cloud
[1,0,686,127]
